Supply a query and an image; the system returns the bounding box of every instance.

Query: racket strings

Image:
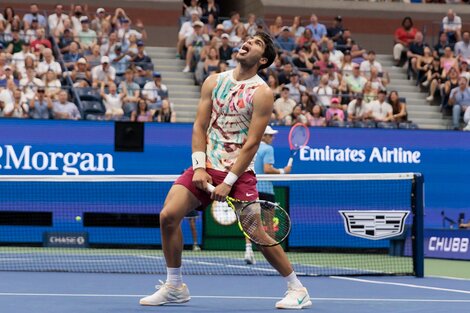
[238,202,290,246]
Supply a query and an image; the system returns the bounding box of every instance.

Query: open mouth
[238,43,250,56]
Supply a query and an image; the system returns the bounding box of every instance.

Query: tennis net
[0,173,423,277]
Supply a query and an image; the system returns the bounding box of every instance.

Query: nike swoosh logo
[246,193,254,197]
[297,295,307,305]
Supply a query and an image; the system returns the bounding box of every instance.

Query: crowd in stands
[393,9,470,130]
[0,3,176,122]
[178,0,413,129]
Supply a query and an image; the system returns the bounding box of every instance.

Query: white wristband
[192,151,206,170]
[223,171,239,186]
[279,169,285,174]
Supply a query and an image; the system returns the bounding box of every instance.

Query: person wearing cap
[369,89,393,123]
[359,50,382,76]
[109,44,131,78]
[285,72,306,103]
[345,63,367,94]
[91,56,116,87]
[273,86,297,124]
[37,48,62,79]
[219,33,233,62]
[48,4,69,32]
[63,41,84,70]
[91,8,108,35]
[449,76,470,130]
[29,86,53,119]
[70,58,92,87]
[131,40,153,72]
[119,69,141,111]
[0,65,20,88]
[142,72,168,109]
[306,14,327,43]
[347,93,370,122]
[325,97,345,124]
[0,80,19,115]
[250,125,291,264]
[275,26,296,56]
[117,15,147,50]
[3,88,29,119]
[177,11,201,58]
[76,16,97,51]
[183,20,207,72]
[327,15,344,42]
[22,3,46,30]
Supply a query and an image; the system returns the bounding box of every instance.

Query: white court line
[428,276,470,282]
[0,293,469,303]
[331,276,470,295]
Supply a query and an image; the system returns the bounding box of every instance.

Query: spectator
[285,104,307,126]
[340,50,354,78]
[142,72,165,109]
[182,20,206,72]
[369,66,388,94]
[269,16,283,38]
[0,79,18,112]
[313,75,333,108]
[19,56,36,79]
[393,17,418,66]
[416,46,434,84]
[277,62,295,85]
[58,28,74,55]
[100,32,119,56]
[345,63,367,95]
[325,63,342,94]
[326,39,343,69]
[360,50,382,75]
[229,23,247,48]
[454,31,470,62]
[12,41,34,74]
[202,0,220,22]
[184,0,203,19]
[305,14,327,44]
[37,48,62,78]
[362,81,376,103]
[442,66,460,110]
[296,28,314,51]
[154,99,176,122]
[219,34,233,62]
[203,13,217,35]
[117,17,147,47]
[6,29,26,54]
[48,4,68,30]
[53,90,81,120]
[434,32,450,59]
[3,88,28,118]
[460,60,470,82]
[131,40,153,72]
[369,89,393,122]
[70,58,92,87]
[222,11,241,36]
[407,32,427,78]
[100,82,125,120]
[336,29,353,51]
[327,16,344,42]
[299,91,315,112]
[423,57,442,102]
[267,72,281,99]
[91,8,109,36]
[347,93,370,122]
[273,86,296,124]
[285,72,306,103]
[119,69,141,107]
[306,103,326,127]
[25,18,39,43]
[350,43,367,64]
[440,46,459,78]
[325,97,345,123]
[91,56,116,87]
[203,47,219,78]
[449,76,470,130]
[245,13,258,37]
[177,11,200,58]
[388,90,407,123]
[43,70,61,100]
[131,98,152,122]
[19,68,43,101]
[23,3,46,30]
[109,45,130,79]
[63,41,83,70]
[76,17,97,52]
[29,86,52,119]
[86,44,102,69]
[442,9,462,44]
[276,27,296,56]
[30,28,52,53]
[315,49,332,74]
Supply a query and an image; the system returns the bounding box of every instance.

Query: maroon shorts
[174,167,258,209]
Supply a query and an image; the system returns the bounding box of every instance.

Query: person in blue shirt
[276,27,296,55]
[449,76,470,130]
[305,14,327,43]
[244,125,292,265]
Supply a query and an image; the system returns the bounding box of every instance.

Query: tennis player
[244,125,292,265]
[140,32,311,310]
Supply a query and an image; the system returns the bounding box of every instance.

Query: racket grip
[206,183,215,193]
[287,157,293,167]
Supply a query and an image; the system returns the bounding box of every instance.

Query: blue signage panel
[424,229,470,260]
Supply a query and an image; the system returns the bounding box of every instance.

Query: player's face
[236,36,267,68]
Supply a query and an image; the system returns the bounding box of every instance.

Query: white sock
[284,271,303,289]
[166,267,183,288]
[246,242,252,252]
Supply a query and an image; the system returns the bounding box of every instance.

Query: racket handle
[206,183,215,193]
[287,157,293,167]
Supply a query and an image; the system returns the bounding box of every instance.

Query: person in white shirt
[313,75,333,108]
[91,56,116,87]
[368,89,393,122]
[347,93,370,122]
[53,90,81,120]
[326,40,343,69]
[37,48,62,78]
[48,4,69,31]
[100,82,125,120]
[360,50,382,76]
[273,87,297,124]
[142,72,166,110]
[177,12,200,58]
[117,18,146,49]
[12,41,35,75]
[0,79,19,115]
[442,9,462,43]
[19,68,43,101]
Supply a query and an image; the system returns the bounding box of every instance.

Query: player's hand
[192,168,212,191]
[284,165,292,174]
[211,183,231,202]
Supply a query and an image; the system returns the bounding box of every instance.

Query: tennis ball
[75,216,82,222]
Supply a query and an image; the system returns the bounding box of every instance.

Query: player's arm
[192,74,218,191]
[264,163,291,174]
[212,85,274,201]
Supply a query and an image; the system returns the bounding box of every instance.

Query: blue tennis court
[1,272,469,313]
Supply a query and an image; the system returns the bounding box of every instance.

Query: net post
[412,173,425,278]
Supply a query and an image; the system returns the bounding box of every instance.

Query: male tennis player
[140,32,312,310]
[244,125,292,265]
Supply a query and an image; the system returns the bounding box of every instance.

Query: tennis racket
[211,200,237,226]
[206,184,291,247]
[287,123,310,167]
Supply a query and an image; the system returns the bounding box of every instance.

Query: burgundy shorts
[174,167,258,209]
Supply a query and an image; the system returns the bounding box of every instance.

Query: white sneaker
[463,124,470,131]
[244,250,256,265]
[139,280,190,306]
[192,244,201,251]
[182,65,190,72]
[422,80,429,87]
[426,95,434,102]
[275,285,312,309]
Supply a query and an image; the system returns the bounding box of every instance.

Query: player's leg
[244,236,255,264]
[140,185,201,306]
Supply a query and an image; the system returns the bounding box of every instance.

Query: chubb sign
[0,145,115,175]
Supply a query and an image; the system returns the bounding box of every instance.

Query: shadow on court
[0,272,469,313]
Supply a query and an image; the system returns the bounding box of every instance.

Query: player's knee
[160,209,180,229]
